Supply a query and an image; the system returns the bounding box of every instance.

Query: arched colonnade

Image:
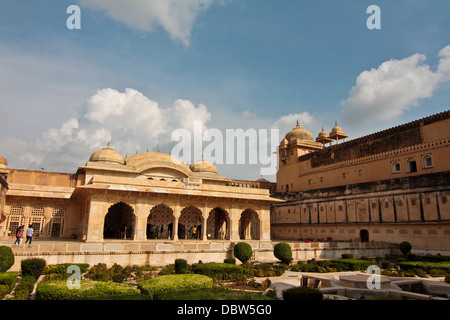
[102,201,262,241]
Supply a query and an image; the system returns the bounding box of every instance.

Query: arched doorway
[147,204,174,239]
[179,205,202,239]
[103,202,135,240]
[239,209,261,240]
[207,207,229,239]
[360,229,369,242]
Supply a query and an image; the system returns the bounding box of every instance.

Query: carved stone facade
[0,150,280,244]
[272,110,450,252]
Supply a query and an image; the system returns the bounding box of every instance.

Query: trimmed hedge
[36,280,142,300]
[274,242,293,265]
[291,258,373,273]
[399,241,412,256]
[399,261,450,273]
[329,259,373,271]
[175,259,189,274]
[234,242,253,264]
[0,246,14,272]
[138,274,213,300]
[192,263,243,281]
[282,286,323,301]
[21,258,46,280]
[44,264,90,275]
[0,272,18,298]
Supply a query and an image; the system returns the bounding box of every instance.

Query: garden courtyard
[1,241,450,301]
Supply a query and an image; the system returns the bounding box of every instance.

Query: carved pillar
[173,203,180,241]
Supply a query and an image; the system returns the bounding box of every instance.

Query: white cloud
[0,88,212,171]
[270,111,317,139]
[78,0,220,46]
[341,45,450,127]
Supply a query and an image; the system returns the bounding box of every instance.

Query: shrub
[224,258,236,265]
[175,259,189,274]
[138,274,213,299]
[192,263,243,281]
[430,269,448,277]
[0,246,14,272]
[234,242,252,264]
[399,261,450,274]
[0,272,18,290]
[44,264,90,275]
[274,243,293,265]
[341,253,354,259]
[0,284,10,298]
[399,241,412,256]
[282,286,323,301]
[329,259,373,271]
[445,274,450,284]
[36,280,142,300]
[86,263,108,280]
[21,258,46,280]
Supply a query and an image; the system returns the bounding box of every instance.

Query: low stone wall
[2,240,394,272]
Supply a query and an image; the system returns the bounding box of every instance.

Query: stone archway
[239,209,261,240]
[179,205,202,239]
[207,207,229,240]
[360,229,369,242]
[147,204,175,239]
[103,202,135,240]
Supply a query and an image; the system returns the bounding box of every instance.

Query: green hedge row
[399,261,450,273]
[138,274,213,300]
[291,258,373,273]
[36,280,142,300]
[191,263,244,281]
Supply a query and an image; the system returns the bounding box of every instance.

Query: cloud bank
[0,88,212,172]
[78,0,221,46]
[341,45,450,127]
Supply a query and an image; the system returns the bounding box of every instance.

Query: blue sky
[0,0,449,181]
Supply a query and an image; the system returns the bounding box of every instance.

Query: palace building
[271,110,450,253]
[0,147,280,246]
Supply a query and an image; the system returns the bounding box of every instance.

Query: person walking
[14,226,24,246]
[25,225,34,247]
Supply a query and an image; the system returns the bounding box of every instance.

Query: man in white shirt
[25,225,34,247]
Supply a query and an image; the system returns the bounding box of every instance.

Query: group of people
[188,225,198,239]
[13,225,34,247]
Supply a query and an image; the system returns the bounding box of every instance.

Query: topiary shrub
[341,253,354,259]
[174,259,189,274]
[0,246,14,272]
[21,258,46,280]
[274,242,293,265]
[234,242,252,264]
[282,286,323,301]
[399,241,412,256]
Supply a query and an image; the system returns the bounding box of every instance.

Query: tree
[0,246,15,272]
[399,241,412,256]
[233,242,252,264]
[274,242,293,265]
